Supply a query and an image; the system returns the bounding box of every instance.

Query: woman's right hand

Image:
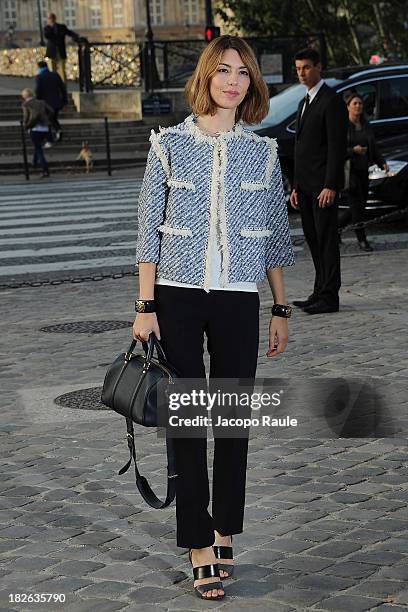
[133,313,161,341]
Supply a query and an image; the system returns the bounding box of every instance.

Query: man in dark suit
[290,48,348,314]
[44,12,81,83]
[35,60,67,140]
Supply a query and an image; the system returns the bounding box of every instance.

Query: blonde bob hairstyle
[185,35,270,125]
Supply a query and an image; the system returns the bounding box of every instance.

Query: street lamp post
[144,0,160,92]
[36,0,45,46]
[205,0,213,26]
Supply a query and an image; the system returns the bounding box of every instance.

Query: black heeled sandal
[188,549,225,600]
[213,535,234,578]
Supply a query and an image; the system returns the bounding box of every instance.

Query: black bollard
[20,120,30,181]
[104,116,112,177]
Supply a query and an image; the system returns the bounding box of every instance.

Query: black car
[250,63,408,211]
[366,147,408,214]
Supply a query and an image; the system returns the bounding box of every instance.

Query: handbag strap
[118,417,177,509]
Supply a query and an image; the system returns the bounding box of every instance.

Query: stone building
[0,0,209,47]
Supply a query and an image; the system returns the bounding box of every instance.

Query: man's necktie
[301,93,310,122]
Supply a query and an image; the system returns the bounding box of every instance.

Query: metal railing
[78,33,327,92]
[20,117,114,179]
[78,41,142,92]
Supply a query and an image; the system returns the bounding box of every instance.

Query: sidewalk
[0,166,146,183]
[0,239,407,611]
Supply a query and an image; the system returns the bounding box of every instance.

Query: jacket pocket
[166,179,196,227]
[239,228,267,279]
[240,182,268,227]
[156,225,194,281]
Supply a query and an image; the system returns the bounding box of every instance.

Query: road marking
[0,178,140,278]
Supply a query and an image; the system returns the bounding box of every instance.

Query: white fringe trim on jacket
[240,228,274,238]
[149,129,170,179]
[240,181,268,191]
[264,138,279,186]
[203,142,222,292]
[167,178,196,191]
[158,224,192,237]
[185,113,245,145]
[218,140,230,287]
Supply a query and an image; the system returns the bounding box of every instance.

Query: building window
[37,0,50,24]
[90,0,102,28]
[149,0,163,26]
[3,0,17,27]
[183,0,199,25]
[112,0,123,27]
[64,0,76,29]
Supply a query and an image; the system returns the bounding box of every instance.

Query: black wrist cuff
[135,299,156,313]
[271,304,292,318]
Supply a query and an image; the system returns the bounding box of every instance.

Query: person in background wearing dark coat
[35,60,67,141]
[290,48,348,315]
[44,12,81,83]
[339,92,389,251]
[21,88,54,178]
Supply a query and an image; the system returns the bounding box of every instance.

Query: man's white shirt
[301,79,325,117]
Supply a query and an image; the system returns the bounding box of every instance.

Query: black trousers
[154,285,260,549]
[30,131,49,173]
[339,169,369,242]
[298,189,341,308]
[52,109,62,133]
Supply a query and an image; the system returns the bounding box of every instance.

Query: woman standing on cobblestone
[133,35,295,600]
[339,92,389,251]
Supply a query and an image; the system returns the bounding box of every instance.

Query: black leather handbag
[101,333,178,508]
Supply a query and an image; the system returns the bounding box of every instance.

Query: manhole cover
[54,387,109,411]
[40,320,132,334]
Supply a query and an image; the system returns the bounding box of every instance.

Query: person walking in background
[290,48,348,314]
[35,60,67,142]
[339,92,389,251]
[44,12,81,83]
[21,88,53,178]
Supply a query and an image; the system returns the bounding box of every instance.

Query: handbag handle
[125,333,167,365]
[142,333,167,364]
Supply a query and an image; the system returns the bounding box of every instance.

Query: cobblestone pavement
[1,206,408,611]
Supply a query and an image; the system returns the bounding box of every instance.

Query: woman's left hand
[267,316,288,357]
[383,162,389,173]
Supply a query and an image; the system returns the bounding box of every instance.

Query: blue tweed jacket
[136,112,295,292]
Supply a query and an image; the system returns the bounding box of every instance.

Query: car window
[340,82,378,119]
[261,84,305,128]
[380,77,408,119]
[249,78,342,129]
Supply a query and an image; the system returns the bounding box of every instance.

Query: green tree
[215,0,408,67]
